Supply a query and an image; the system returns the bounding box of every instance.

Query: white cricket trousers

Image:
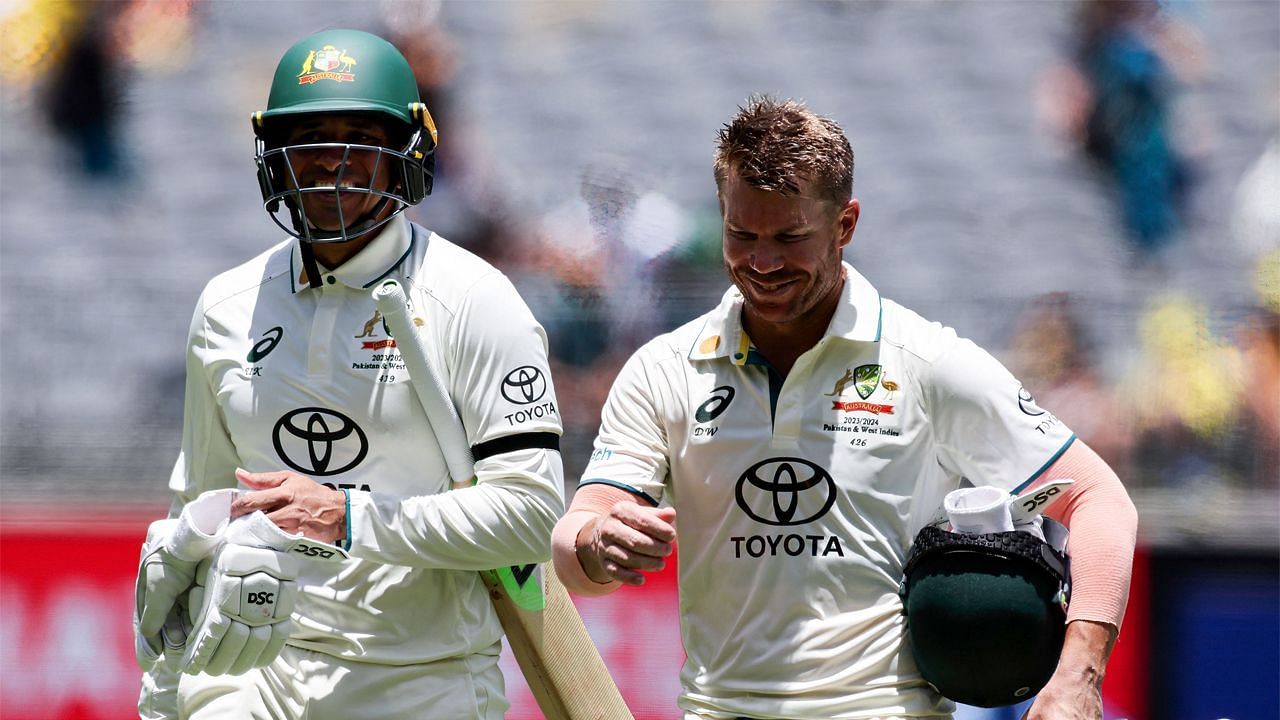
[176,644,508,719]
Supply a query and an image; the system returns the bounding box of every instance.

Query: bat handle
[372,279,475,486]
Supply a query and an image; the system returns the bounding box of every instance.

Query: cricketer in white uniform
[136,30,564,719]
[574,268,1073,718]
[553,98,1136,719]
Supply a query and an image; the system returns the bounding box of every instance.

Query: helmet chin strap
[299,242,325,290]
[298,195,396,289]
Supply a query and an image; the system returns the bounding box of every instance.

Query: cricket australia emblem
[350,307,412,382]
[297,45,356,84]
[827,364,896,415]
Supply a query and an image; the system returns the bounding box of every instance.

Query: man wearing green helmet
[252,29,438,279]
[134,29,564,719]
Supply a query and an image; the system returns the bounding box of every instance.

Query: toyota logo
[501,366,547,405]
[1017,386,1046,417]
[734,457,836,526]
[272,407,368,476]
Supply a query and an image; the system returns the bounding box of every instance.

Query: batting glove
[180,544,300,677]
[134,490,236,671]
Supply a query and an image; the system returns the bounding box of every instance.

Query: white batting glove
[135,519,186,671]
[180,544,300,676]
[134,490,236,670]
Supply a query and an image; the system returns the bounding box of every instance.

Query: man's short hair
[714,96,854,207]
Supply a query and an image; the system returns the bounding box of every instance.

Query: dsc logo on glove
[292,543,336,559]
[246,591,276,605]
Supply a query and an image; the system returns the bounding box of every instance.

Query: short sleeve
[578,346,671,505]
[443,271,563,452]
[925,338,1076,493]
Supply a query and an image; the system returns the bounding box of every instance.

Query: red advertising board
[0,509,153,720]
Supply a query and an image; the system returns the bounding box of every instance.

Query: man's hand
[575,501,676,586]
[1023,620,1115,720]
[230,469,346,545]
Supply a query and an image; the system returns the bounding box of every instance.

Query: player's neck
[742,291,840,377]
[309,232,378,271]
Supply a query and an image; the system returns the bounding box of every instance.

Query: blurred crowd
[1,0,1275,499]
[2,0,197,180]
[1016,0,1278,494]
[1005,287,1278,493]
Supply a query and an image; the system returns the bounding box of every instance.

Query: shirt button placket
[309,282,340,377]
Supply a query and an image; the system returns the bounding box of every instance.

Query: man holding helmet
[135,29,564,719]
[553,97,1138,719]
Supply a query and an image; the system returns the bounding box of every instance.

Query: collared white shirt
[170,214,564,664]
[581,263,1074,719]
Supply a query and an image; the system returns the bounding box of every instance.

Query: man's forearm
[1056,619,1117,687]
[552,508,622,596]
[552,484,639,595]
[1026,619,1116,719]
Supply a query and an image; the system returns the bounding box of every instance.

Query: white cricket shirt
[169,214,564,665]
[581,263,1075,719]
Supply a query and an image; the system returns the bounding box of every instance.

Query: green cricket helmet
[252,28,437,244]
[899,523,1071,708]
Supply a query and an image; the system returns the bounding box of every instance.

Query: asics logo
[695,386,735,423]
[247,327,284,363]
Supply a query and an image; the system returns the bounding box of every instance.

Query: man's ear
[837,198,860,248]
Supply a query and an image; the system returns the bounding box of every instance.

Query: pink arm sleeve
[1031,439,1139,629]
[551,484,634,596]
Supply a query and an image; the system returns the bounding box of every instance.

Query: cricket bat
[373,279,633,720]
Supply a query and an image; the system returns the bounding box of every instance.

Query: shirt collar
[827,262,883,343]
[290,214,416,294]
[688,262,882,365]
